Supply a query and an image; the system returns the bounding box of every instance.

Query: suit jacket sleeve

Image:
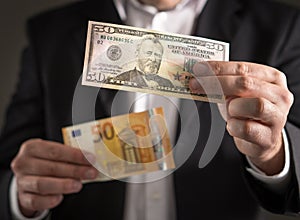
[0,21,46,219]
[242,10,300,216]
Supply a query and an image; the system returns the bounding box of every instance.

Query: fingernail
[85,169,97,179]
[52,195,63,204]
[72,181,82,191]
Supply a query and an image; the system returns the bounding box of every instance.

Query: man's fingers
[227,98,284,125]
[226,118,281,150]
[190,61,294,112]
[226,118,282,161]
[19,139,95,165]
[215,76,284,104]
[190,75,291,106]
[194,61,288,87]
[12,157,98,180]
[18,191,63,212]
[17,176,82,195]
[231,138,266,159]
[189,75,223,97]
[192,61,291,175]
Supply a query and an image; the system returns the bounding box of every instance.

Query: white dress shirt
[10,0,291,219]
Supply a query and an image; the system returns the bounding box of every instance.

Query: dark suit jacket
[1,0,300,219]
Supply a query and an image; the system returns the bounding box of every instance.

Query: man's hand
[11,139,98,217]
[189,61,294,175]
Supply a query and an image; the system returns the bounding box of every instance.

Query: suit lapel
[70,0,124,117]
[68,2,126,218]
[176,0,246,120]
[187,0,246,121]
[174,0,245,216]
[73,0,123,55]
[194,0,245,45]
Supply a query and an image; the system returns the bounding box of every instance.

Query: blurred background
[0,1,299,219]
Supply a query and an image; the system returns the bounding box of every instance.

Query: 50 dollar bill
[62,107,175,182]
[82,21,229,102]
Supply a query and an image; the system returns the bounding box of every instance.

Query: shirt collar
[129,0,191,15]
[113,0,207,21]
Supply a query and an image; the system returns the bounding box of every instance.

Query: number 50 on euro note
[62,107,175,182]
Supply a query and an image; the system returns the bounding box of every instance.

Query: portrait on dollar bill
[105,34,174,88]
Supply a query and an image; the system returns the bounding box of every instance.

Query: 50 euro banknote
[82,21,229,103]
[62,107,175,182]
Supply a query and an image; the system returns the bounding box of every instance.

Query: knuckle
[20,191,62,211]
[16,177,24,191]
[276,111,287,127]
[243,121,257,139]
[71,166,81,178]
[285,90,294,106]
[34,178,43,194]
[26,194,38,210]
[255,98,265,117]
[46,163,57,176]
[273,109,286,127]
[243,121,252,137]
[272,69,280,79]
[48,145,59,159]
[276,70,287,85]
[19,141,30,155]
[19,139,40,156]
[212,61,222,75]
[10,158,19,173]
[236,76,254,93]
[279,89,294,107]
[236,62,249,75]
[11,157,25,174]
[70,149,81,162]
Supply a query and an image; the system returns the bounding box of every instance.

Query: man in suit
[0,0,299,219]
[106,34,174,88]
